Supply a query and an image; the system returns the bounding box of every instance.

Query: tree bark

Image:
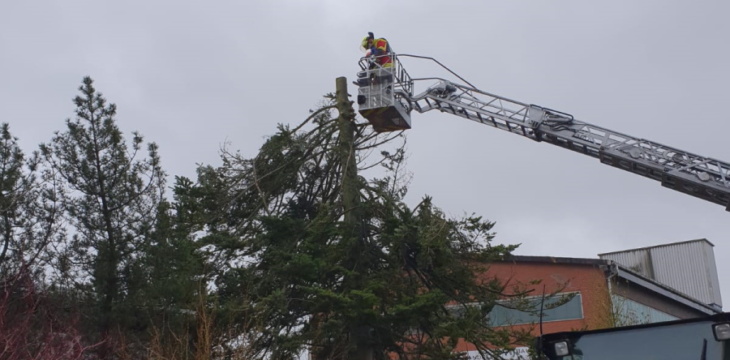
[335,77,372,360]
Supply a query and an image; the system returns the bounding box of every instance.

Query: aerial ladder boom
[355,54,730,211]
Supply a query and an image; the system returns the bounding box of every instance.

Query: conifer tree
[0,123,60,280]
[139,194,206,354]
[179,87,533,359]
[40,77,166,354]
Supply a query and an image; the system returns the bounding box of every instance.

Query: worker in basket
[361,32,393,68]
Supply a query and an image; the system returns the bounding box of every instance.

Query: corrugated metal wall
[599,239,722,307]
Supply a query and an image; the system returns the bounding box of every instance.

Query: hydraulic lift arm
[355,54,730,211]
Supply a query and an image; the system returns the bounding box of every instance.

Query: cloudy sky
[2,1,729,308]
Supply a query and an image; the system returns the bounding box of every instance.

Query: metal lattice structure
[356,54,730,211]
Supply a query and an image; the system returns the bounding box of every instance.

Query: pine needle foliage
[40,77,166,353]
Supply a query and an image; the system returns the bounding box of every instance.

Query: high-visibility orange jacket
[370,38,393,68]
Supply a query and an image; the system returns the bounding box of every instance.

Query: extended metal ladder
[355,53,730,210]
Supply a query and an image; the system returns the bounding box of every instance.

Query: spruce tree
[179,86,533,359]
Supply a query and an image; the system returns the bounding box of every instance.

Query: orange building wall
[456,260,614,353]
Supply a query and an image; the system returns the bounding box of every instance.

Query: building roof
[499,253,721,315]
[503,255,610,267]
[597,238,715,256]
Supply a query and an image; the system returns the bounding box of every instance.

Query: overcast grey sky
[2,0,729,308]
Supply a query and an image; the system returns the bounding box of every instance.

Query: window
[487,292,583,327]
[611,294,678,325]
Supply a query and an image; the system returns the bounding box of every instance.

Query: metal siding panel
[651,242,705,303]
[705,245,723,306]
[602,249,651,277]
[599,240,721,307]
[651,241,722,306]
